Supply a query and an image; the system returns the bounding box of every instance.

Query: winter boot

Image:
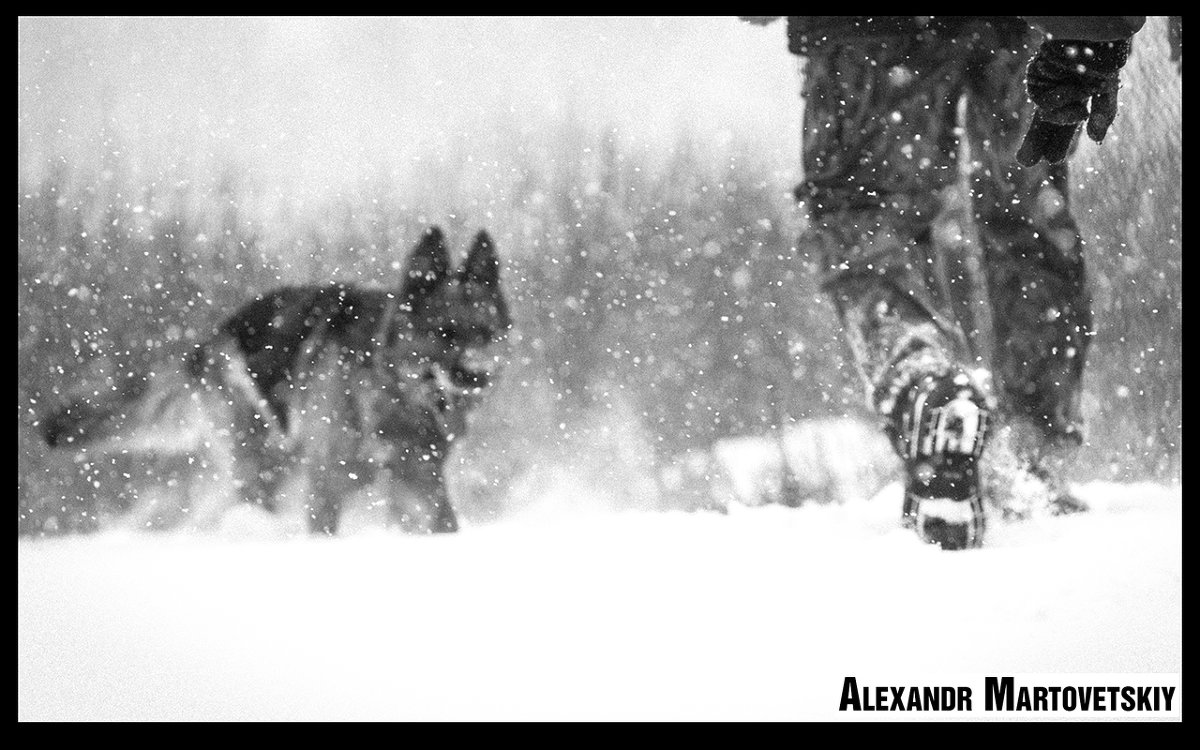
[894,372,991,550]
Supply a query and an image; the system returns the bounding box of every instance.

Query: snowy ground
[18,481,1181,721]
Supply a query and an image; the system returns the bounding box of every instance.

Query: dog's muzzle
[451,347,501,390]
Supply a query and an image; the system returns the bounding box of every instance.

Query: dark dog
[43,227,511,534]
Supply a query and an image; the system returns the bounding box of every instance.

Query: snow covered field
[18,481,1181,721]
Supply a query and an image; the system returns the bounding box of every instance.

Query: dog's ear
[463,230,500,287]
[402,226,450,301]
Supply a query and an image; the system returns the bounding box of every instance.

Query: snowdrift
[18,481,1180,721]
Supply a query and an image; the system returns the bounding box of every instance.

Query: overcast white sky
[18,17,802,193]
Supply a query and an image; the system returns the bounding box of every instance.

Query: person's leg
[799,30,991,548]
[964,19,1091,514]
[800,34,967,414]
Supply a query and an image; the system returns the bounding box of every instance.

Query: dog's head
[400,226,512,390]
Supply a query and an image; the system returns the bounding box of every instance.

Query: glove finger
[1086,81,1120,143]
[1016,117,1055,167]
[1019,117,1078,166]
[1042,122,1078,164]
[1016,139,1042,167]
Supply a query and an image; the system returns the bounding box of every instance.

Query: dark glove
[1016,38,1131,167]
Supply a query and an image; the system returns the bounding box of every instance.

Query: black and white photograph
[18,16,1182,721]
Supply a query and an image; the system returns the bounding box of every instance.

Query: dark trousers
[797,17,1090,456]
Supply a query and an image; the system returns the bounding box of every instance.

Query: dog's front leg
[426,471,459,534]
[307,462,349,536]
[385,461,458,534]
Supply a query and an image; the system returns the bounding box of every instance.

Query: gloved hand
[1016,38,1132,167]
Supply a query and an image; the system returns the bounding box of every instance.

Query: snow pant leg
[797,35,979,438]
[963,20,1091,449]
